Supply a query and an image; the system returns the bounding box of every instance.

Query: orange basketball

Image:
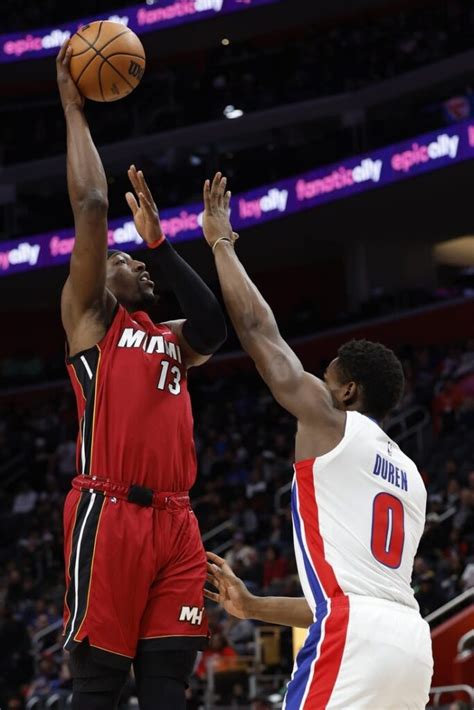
[69,21,146,102]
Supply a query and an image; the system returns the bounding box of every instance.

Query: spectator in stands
[195,632,238,679]
[26,655,60,699]
[460,562,474,591]
[0,603,33,694]
[433,377,464,432]
[11,482,37,515]
[263,545,289,591]
[452,489,474,541]
[230,500,259,537]
[225,533,257,568]
[223,614,255,655]
[49,433,76,487]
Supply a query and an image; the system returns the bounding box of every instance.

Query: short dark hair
[337,339,405,420]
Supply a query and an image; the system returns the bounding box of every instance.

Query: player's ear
[342,380,358,406]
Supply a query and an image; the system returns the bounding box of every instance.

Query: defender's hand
[204,551,254,619]
[203,173,238,248]
[126,165,165,247]
[56,39,84,112]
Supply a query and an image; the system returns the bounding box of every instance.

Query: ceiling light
[223,105,244,119]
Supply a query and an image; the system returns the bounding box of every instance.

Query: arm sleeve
[151,240,227,355]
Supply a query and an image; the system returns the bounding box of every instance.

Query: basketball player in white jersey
[202,173,433,709]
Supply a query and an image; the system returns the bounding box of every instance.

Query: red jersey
[66,305,196,491]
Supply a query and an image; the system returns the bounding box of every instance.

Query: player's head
[324,339,405,422]
[106,250,157,309]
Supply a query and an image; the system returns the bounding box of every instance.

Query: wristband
[146,234,166,249]
[212,236,234,254]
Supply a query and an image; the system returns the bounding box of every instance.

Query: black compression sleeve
[150,240,227,355]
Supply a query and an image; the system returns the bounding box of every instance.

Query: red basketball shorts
[62,479,208,670]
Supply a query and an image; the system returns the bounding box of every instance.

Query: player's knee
[134,649,197,684]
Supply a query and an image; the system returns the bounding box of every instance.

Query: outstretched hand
[203,173,238,249]
[204,551,255,619]
[56,39,84,112]
[126,165,165,247]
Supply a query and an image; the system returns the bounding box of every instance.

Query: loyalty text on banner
[1,120,473,277]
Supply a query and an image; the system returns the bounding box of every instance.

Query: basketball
[69,21,146,102]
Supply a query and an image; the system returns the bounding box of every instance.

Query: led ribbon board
[0,0,280,64]
[1,120,473,277]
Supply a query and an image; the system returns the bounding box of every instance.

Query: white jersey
[292,411,426,612]
[285,412,432,709]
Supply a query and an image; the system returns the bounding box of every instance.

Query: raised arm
[205,552,313,629]
[202,174,337,425]
[125,165,227,367]
[57,41,113,355]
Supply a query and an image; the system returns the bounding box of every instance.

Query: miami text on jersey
[117,327,182,363]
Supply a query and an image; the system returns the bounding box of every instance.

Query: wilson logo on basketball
[128,60,144,81]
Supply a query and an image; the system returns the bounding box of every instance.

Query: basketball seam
[99,52,145,61]
[100,57,136,94]
[98,61,106,103]
[74,27,136,96]
[77,28,131,59]
[71,21,104,58]
[74,21,104,85]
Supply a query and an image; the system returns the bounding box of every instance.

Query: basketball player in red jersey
[56,43,227,710]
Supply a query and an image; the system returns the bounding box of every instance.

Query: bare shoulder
[61,278,117,357]
[295,371,346,459]
[298,371,343,424]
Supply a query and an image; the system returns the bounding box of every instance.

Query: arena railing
[457,629,474,653]
[0,451,27,487]
[425,589,474,627]
[31,618,64,671]
[201,519,234,545]
[385,405,431,460]
[2,46,474,184]
[429,684,474,706]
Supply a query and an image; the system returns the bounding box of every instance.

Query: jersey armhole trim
[66,302,121,364]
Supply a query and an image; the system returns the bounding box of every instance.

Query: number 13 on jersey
[157,360,181,395]
[371,493,405,568]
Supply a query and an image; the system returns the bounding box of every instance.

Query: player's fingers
[208,558,236,581]
[203,179,211,211]
[138,170,154,204]
[125,192,139,215]
[224,190,231,211]
[139,192,155,215]
[218,176,227,205]
[206,551,226,567]
[210,172,222,207]
[203,589,220,603]
[206,573,219,587]
[128,165,140,194]
[63,45,73,67]
[57,38,69,63]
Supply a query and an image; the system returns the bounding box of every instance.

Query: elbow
[182,309,227,356]
[77,189,109,214]
[204,301,228,353]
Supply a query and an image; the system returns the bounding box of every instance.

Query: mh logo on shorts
[179,606,204,626]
